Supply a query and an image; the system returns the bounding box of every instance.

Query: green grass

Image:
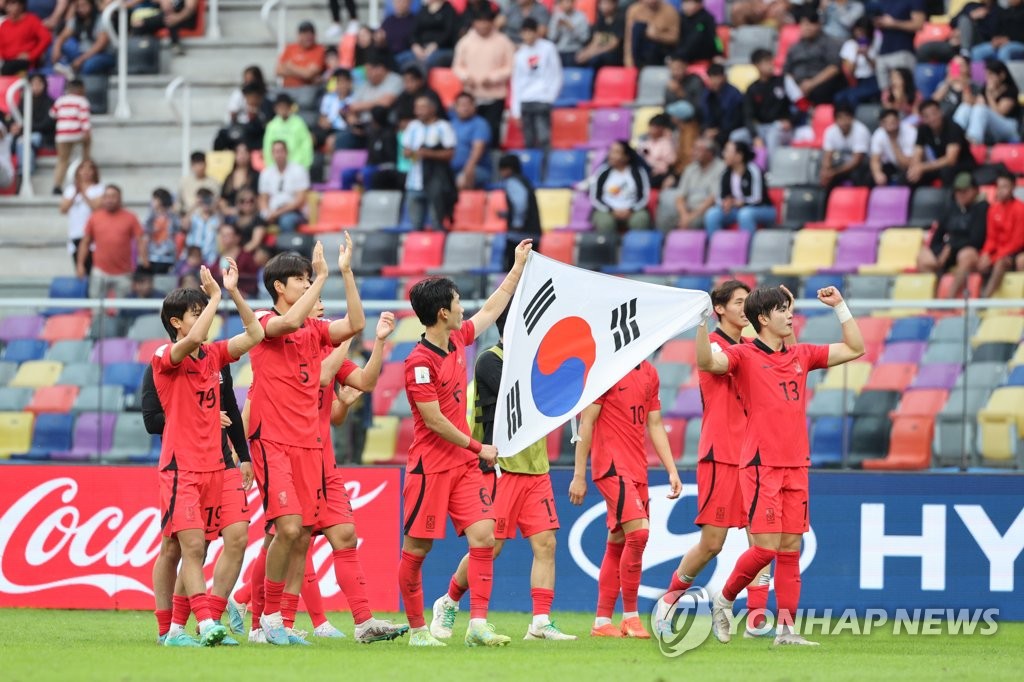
[2,609,1023,681]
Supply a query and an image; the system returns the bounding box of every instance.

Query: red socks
[467,547,493,620]
[155,609,172,637]
[171,594,190,627]
[722,546,777,602]
[746,584,770,629]
[399,550,426,628]
[332,548,373,624]
[448,575,468,602]
[302,557,328,628]
[667,572,692,596]
[620,529,649,613]
[263,579,285,617]
[775,551,801,629]
[251,545,268,623]
[281,592,299,629]
[207,594,228,622]
[531,587,554,617]
[189,593,212,623]
[596,541,624,618]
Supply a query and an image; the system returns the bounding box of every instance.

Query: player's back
[697,330,749,466]
[591,360,661,482]
[317,347,359,461]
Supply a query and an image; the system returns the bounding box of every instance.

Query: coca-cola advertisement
[0,466,401,611]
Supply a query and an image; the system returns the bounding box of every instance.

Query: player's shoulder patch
[414,366,431,384]
[255,309,275,320]
[154,344,169,358]
[710,341,723,354]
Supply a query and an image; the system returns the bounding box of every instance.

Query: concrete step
[218,0,338,42]
[0,245,75,278]
[0,198,152,244]
[28,160,181,202]
[103,81,235,123]
[85,120,221,165]
[166,37,281,80]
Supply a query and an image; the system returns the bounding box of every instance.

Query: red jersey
[697,329,750,466]
[318,354,358,462]
[983,198,1024,261]
[152,340,234,472]
[248,310,335,448]
[404,321,477,475]
[591,361,661,483]
[721,340,829,468]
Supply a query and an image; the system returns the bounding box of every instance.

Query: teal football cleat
[163,631,201,647]
[199,622,229,647]
[226,598,247,634]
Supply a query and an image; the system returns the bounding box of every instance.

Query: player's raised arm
[647,409,682,499]
[338,313,395,392]
[469,239,533,339]
[263,241,329,338]
[169,266,222,364]
[222,257,265,359]
[695,307,730,375]
[818,287,865,367]
[328,232,367,343]
[569,403,601,505]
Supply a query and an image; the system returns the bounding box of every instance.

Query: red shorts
[250,438,324,527]
[403,460,494,539]
[694,460,747,529]
[492,471,560,540]
[315,464,355,533]
[741,465,809,535]
[594,476,649,532]
[159,469,224,540]
[218,467,252,530]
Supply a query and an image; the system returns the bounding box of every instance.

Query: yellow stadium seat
[883,273,936,317]
[392,316,424,343]
[772,229,837,276]
[859,228,924,275]
[972,315,1024,348]
[946,0,970,20]
[306,191,321,227]
[631,106,663,145]
[205,151,235,184]
[991,272,1024,300]
[0,411,34,458]
[9,361,63,388]
[818,361,871,393]
[206,315,223,342]
[535,189,572,232]
[727,64,760,93]
[977,387,1024,465]
[234,362,253,389]
[362,415,399,464]
[1009,344,1024,368]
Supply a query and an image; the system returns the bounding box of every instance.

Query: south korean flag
[494,252,711,457]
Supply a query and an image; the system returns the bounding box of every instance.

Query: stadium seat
[391,317,426,345]
[678,418,701,467]
[53,411,116,461]
[127,314,166,341]
[0,411,33,458]
[360,190,403,230]
[921,342,970,366]
[653,188,683,231]
[914,21,951,48]
[888,316,935,342]
[90,338,139,365]
[972,315,1024,347]
[20,413,74,460]
[0,387,33,411]
[635,66,670,106]
[668,388,702,419]
[9,361,63,388]
[772,23,800,70]
[0,361,17,386]
[779,186,826,230]
[819,361,872,393]
[389,417,413,466]
[860,229,925,275]
[659,340,696,365]
[0,314,44,342]
[452,190,487,231]
[40,313,91,342]
[135,340,165,363]
[576,232,619,270]
[1008,366,1024,386]
[430,232,489,273]
[26,385,78,414]
[879,341,927,365]
[977,387,1024,466]
[313,149,368,192]
[0,76,22,115]
[103,412,154,462]
[587,108,633,147]
[381,232,446,277]
[912,364,961,390]
[603,231,663,274]
[913,62,947,99]
[387,390,412,418]
[990,272,1024,300]
[888,273,937,316]
[990,144,1024,174]
[746,231,794,273]
[906,187,950,228]
[509,149,544,185]
[48,276,88,305]
[933,388,989,467]
[648,417,686,467]
[768,148,820,187]
[959,362,1008,390]
[644,230,707,275]
[1011,344,1024,368]
[583,67,638,108]
[863,415,934,470]
[773,229,837,276]
[73,385,125,412]
[686,231,751,274]
[541,149,588,188]
[864,363,918,392]
[535,189,573,230]
[205,150,234,184]
[930,314,979,343]
[554,68,594,108]
[302,191,359,233]
[805,187,870,230]
[539,232,576,264]
[850,186,911,231]
[351,231,401,275]
[481,191,509,232]
[564,192,593,231]
[807,388,855,418]
[275,232,314,258]
[57,361,101,387]
[359,277,399,302]
[3,339,48,364]
[845,274,892,300]
[427,68,462,108]
[726,64,759,93]
[810,416,851,467]
[937,272,982,299]
[820,230,878,275]
[630,106,663,144]
[102,362,147,395]
[897,389,950,417]
[727,25,777,65]
[550,109,590,149]
[363,415,400,464]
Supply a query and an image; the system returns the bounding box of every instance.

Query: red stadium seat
[805,187,870,230]
[658,340,696,364]
[539,232,575,264]
[158,0,204,38]
[381,232,446,276]
[768,187,785,223]
[990,144,1024,174]
[0,76,22,115]
[914,22,951,50]
[428,68,463,109]
[390,418,414,466]
[895,389,949,417]
[503,116,525,150]
[338,33,357,68]
[716,25,730,60]
[26,385,79,414]
[863,363,917,392]
[863,416,932,470]
[583,67,638,108]
[480,191,509,233]
[647,417,685,467]
[792,105,833,148]
[452,190,487,231]
[136,339,166,362]
[301,191,359,233]
[937,273,982,299]
[551,109,590,149]
[40,314,91,342]
[970,143,988,165]
[774,24,801,72]
[577,0,596,23]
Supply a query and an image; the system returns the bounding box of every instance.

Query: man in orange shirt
[980,171,1024,297]
[77,184,149,299]
[276,21,327,88]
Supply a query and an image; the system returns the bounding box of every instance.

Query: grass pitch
[2,609,1023,681]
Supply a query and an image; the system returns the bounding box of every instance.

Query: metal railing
[261,0,287,54]
[100,0,132,120]
[164,77,192,178]
[207,0,222,39]
[5,78,33,197]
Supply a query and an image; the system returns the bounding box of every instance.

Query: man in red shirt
[276,21,327,88]
[398,239,532,648]
[76,185,149,298]
[980,171,1024,298]
[699,285,864,646]
[569,361,683,639]
[0,0,51,74]
[247,236,364,646]
[151,261,265,647]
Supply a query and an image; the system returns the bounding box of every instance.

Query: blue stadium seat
[223,315,244,339]
[603,231,664,274]
[47,277,89,315]
[554,68,594,108]
[472,237,507,275]
[102,362,146,395]
[509,149,543,186]
[389,342,418,362]
[1007,366,1024,386]
[359,277,399,302]
[541,149,588,188]
[914,63,946,99]
[673,275,713,291]
[810,416,851,467]
[21,413,74,461]
[888,316,935,342]
[2,339,49,363]
[802,273,845,302]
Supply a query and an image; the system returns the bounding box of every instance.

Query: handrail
[207,0,222,39]
[164,77,192,178]
[6,78,34,197]
[368,0,380,28]
[260,0,287,54]
[100,0,132,120]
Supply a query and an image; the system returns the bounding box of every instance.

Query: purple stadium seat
[234,386,248,408]
[971,60,986,85]
[0,314,44,341]
[911,363,961,390]
[879,341,927,365]
[684,230,751,274]
[565,192,594,231]
[53,412,116,461]
[644,230,707,274]
[47,74,66,101]
[821,230,878,273]
[582,108,632,149]
[706,0,725,23]
[668,388,703,419]
[312,149,369,191]
[90,338,139,365]
[850,186,911,231]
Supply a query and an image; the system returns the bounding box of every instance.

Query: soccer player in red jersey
[569,361,683,639]
[398,239,532,648]
[247,237,364,646]
[699,286,863,646]
[151,261,264,647]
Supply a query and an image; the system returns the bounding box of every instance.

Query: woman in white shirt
[60,159,103,274]
[834,17,880,110]
[589,140,652,234]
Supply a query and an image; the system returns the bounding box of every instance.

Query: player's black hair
[160,287,210,341]
[410,277,460,327]
[263,251,313,302]
[744,286,791,334]
[495,300,512,338]
[710,279,751,317]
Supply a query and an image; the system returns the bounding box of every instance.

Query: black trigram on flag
[505,381,523,440]
[611,298,640,351]
[523,278,556,335]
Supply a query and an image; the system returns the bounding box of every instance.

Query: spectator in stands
[223,65,268,125]
[917,172,988,298]
[674,137,725,230]
[872,0,925,90]
[263,93,315,169]
[353,106,403,190]
[589,140,652,233]
[186,188,220,265]
[870,108,917,186]
[738,49,793,159]
[933,55,975,121]
[908,99,977,186]
[403,94,457,230]
[623,0,679,69]
[461,0,502,36]
[259,139,309,233]
[511,18,562,153]
[382,0,416,58]
[729,0,793,27]
[451,91,492,189]
[50,78,90,195]
[402,0,459,71]
[548,0,589,66]
[968,0,1024,62]
[7,73,55,177]
[215,70,274,151]
[784,8,845,108]
[50,0,114,76]
[394,66,443,129]
[276,20,326,88]
[76,184,148,297]
[0,0,51,74]
[219,142,260,217]
[503,0,550,44]
[211,223,260,296]
[128,0,198,56]
[954,59,1022,145]
[700,63,743,149]
[880,67,921,120]
[142,187,179,274]
[175,246,203,281]
[637,113,677,189]
[822,0,865,41]
[980,171,1024,298]
[575,0,624,69]
[675,0,719,63]
[326,0,359,40]
[834,16,881,110]
[354,25,395,69]
[704,140,774,234]
[177,151,221,215]
[60,159,102,273]
[820,102,871,187]
[29,0,70,32]
[499,153,541,267]
[117,271,164,334]
[314,68,355,156]
[664,54,704,121]
[226,187,267,253]
[347,52,404,142]
[453,9,516,146]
